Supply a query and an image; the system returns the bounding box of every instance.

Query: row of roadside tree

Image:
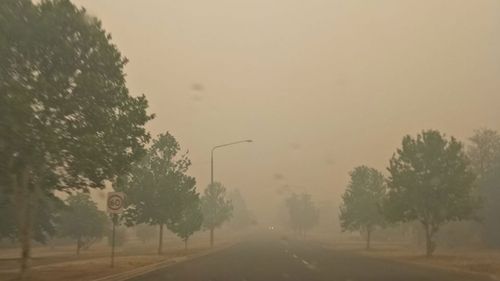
[50,131,236,256]
[116,132,233,254]
[0,0,241,278]
[339,128,500,257]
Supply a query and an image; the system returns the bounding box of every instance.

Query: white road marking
[301,259,317,271]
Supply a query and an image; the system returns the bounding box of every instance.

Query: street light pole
[210,139,252,185]
[208,139,252,248]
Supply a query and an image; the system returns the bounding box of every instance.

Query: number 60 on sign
[107,192,125,214]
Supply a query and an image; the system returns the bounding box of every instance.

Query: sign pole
[111,214,116,268]
[106,192,124,269]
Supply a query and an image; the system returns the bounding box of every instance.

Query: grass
[0,232,236,281]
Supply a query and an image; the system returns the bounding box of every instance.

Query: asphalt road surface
[129,237,493,281]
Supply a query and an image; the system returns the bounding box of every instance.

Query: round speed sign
[107,192,125,214]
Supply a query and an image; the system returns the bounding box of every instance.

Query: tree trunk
[210,228,214,248]
[424,223,436,257]
[158,224,164,255]
[76,237,81,255]
[184,239,188,252]
[366,225,372,250]
[15,166,34,279]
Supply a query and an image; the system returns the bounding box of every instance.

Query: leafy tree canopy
[0,190,63,243]
[118,132,197,254]
[134,224,157,244]
[480,156,500,247]
[58,193,108,254]
[285,193,319,235]
[119,132,197,227]
[340,166,386,234]
[468,128,500,178]
[0,0,152,273]
[385,130,478,256]
[228,189,255,230]
[201,182,233,231]
[468,128,500,247]
[0,0,153,192]
[168,197,203,245]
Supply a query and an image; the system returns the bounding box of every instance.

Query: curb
[90,243,236,281]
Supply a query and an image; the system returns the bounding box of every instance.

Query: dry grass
[321,238,500,279]
[0,232,236,281]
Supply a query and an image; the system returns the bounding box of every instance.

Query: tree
[107,226,127,247]
[0,193,15,240]
[227,189,255,230]
[479,156,500,247]
[468,128,500,179]
[285,193,319,237]
[317,200,340,233]
[135,224,157,244]
[340,166,386,250]
[385,130,478,257]
[438,129,500,248]
[466,129,500,247]
[118,133,197,255]
[0,0,152,275]
[201,182,233,247]
[168,198,203,251]
[0,190,63,243]
[58,193,108,255]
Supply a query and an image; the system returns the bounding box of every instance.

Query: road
[129,237,493,281]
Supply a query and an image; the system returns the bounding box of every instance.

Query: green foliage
[340,166,386,248]
[317,200,340,232]
[463,128,500,247]
[118,133,198,253]
[0,0,151,272]
[0,0,152,192]
[168,197,203,244]
[107,226,127,247]
[285,193,319,235]
[228,189,255,230]
[385,130,478,256]
[120,132,197,226]
[0,190,63,243]
[468,128,500,179]
[477,153,500,247]
[0,193,14,240]
[201,182,233,231]
[58,193,108,254]
[134,224,157,244]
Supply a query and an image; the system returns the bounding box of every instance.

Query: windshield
[1,1,499,281]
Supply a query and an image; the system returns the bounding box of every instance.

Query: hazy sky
[74,0,500,221]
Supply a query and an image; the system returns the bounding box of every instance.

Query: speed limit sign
[107,192,125,214]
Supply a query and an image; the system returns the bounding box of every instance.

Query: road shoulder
[319,241,499,281]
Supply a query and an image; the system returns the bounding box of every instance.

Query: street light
[211,139,253,184]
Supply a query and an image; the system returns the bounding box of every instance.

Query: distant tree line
[285,193,319,237]
[339,129,500,257]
